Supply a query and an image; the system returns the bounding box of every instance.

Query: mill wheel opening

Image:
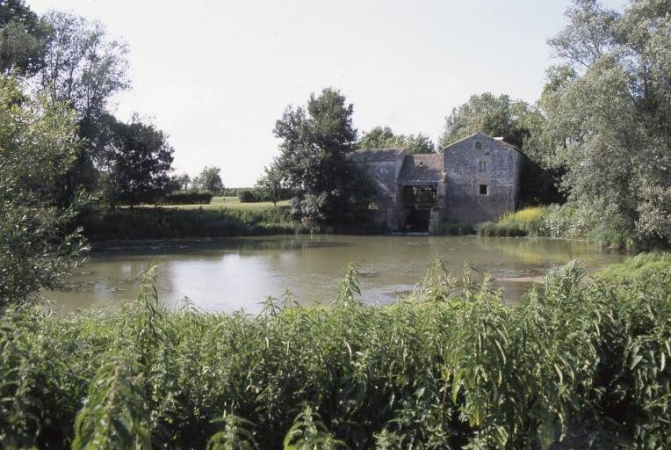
[402,185,437,232]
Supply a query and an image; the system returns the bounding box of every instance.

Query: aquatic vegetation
[477,207,548,237]
[0,255,670,448]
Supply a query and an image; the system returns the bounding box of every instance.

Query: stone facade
[352,132,523,232]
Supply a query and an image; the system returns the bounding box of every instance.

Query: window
[478,161,486,172]
[479,184,488,195]
[475,141,482,149]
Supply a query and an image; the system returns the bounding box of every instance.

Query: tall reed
[0,254,669,449]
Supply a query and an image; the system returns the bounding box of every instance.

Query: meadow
[1,254,670,449]
[151,196,292,211]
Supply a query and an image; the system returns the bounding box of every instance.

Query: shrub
[237,189,263,203]
[238,188,294,204]
[541,204,599,239]
[159,190,214,205]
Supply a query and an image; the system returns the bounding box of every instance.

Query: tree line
[6,0,668,245]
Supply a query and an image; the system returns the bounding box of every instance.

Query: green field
[142,196,292,211]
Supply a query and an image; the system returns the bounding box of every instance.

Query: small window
[479,184,488,195]
[475,141,482,149]
[478,161,486,172]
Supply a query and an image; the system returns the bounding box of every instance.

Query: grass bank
[78,205,300,241]
[2,254,670,448]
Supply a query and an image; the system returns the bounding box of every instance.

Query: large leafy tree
[99,115,174,209]
[0,0,48,76]
[539,0,671,241]
[275,88,371,226]
[193,166,224,193]
[34,11,130,203]
[359,126,435,154]
[0,76,85,306]
[36,11,129,124]
[439,93,534,148]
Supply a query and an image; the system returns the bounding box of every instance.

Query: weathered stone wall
[442,134,522,224]
[351,150,406,230]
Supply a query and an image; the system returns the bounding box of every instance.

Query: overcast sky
[27,0,626,187]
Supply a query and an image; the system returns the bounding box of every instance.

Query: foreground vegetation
[1,255,670,449]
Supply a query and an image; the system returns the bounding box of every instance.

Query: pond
[48,235,624,313]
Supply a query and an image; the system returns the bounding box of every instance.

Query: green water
[48,235,624,313]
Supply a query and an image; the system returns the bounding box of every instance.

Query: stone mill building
[350,132,523,233]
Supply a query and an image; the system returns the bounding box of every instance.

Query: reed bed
[477,207,548,237]
[1,255,670,449]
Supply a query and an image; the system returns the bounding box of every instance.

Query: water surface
[48,235,623,313]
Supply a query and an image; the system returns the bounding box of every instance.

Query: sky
[27,0,626,187]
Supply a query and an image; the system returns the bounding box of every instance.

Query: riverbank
[3,254,670,448]
[477,206,670,252]
[77,205,301,240]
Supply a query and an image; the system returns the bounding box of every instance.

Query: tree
[171,173,191,191]
[359,126,435,154]
[538,0,671,242]
[193,166,224,193]
[0,0,48,76]
[0,75,85,306]
[274,88,371,226]
[36,11,129,123]
[439,93,534,148]
[32,12,130,204]
[255,162,284,207]
[99,115,174,209]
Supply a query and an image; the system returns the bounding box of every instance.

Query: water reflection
[48,235,623,313]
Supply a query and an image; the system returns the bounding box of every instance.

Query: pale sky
[28,0,626,187]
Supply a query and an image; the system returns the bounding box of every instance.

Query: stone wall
[442,134,522,224]
[351,150,406,230]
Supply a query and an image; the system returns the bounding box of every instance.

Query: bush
[238,189,263,203]
[541,204,600,239]
[238,188,294,204]
[595,252,671,283]
[2,255,671,448]
[159,190,214,205]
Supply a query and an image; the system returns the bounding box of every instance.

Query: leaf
[630,354,644,370]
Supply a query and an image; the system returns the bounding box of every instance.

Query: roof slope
[398,154,444,185]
